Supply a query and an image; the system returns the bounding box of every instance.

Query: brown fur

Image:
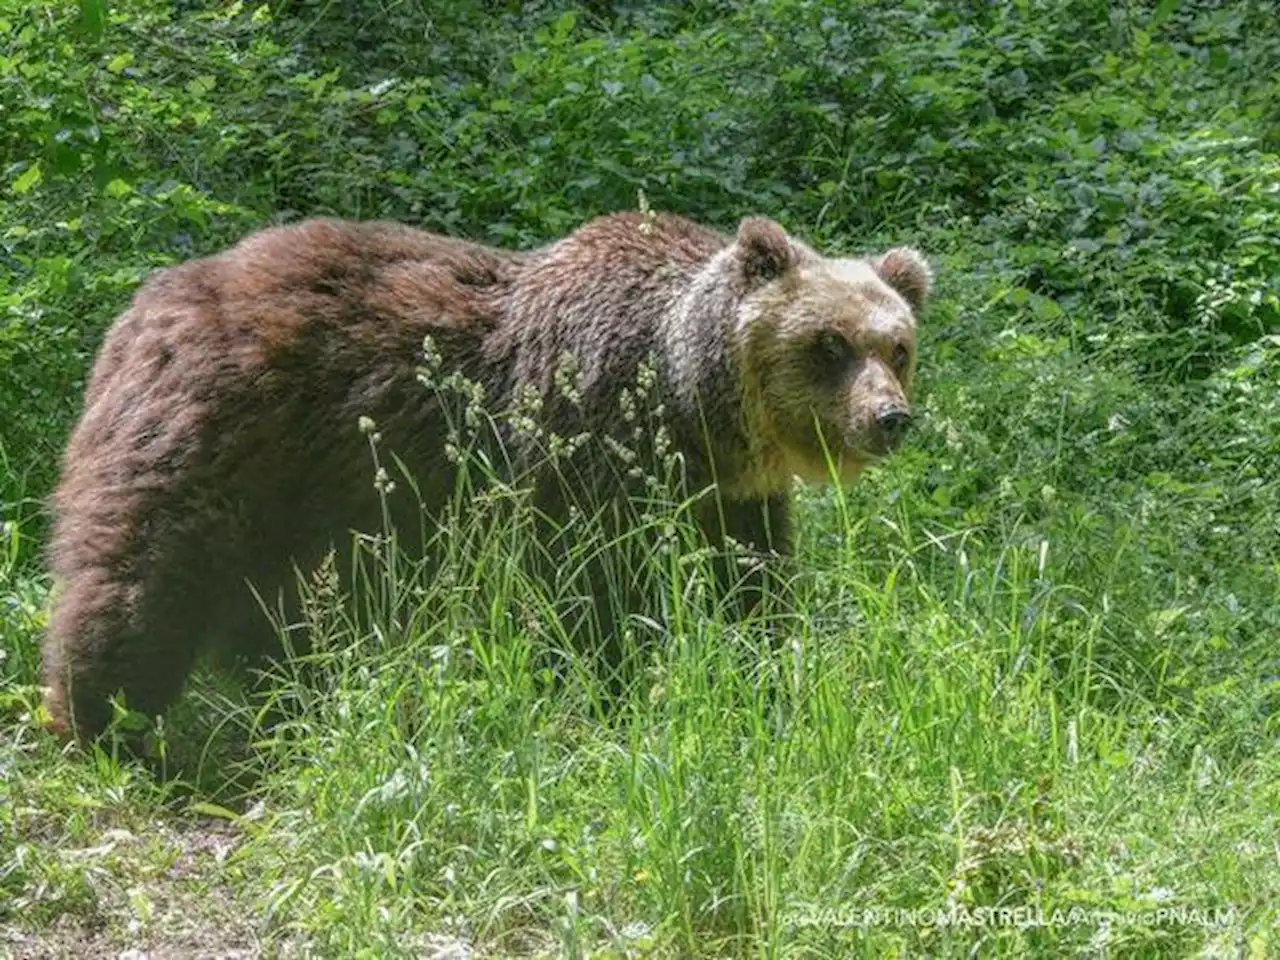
[42,211,932,743]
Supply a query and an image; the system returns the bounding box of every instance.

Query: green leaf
[1031,294,1064,321]
[106,51,133,74]
[187,801,244,821]
[1151,0,1179,28]
[10,163,41,196]
[78,0,109,38]
[552,10,576,39]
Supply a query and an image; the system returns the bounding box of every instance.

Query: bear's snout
[873,404,913,452]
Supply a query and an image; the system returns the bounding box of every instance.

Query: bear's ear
[874,247,934,313]
[735,217,796,284]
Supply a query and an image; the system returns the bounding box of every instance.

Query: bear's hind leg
[42,564,210,746]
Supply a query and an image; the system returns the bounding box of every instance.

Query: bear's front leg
[698,492,792,624]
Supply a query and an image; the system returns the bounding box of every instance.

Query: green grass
[4,319,1277,955]
[3,0,1279,955]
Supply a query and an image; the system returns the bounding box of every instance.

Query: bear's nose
[874,405,913,450]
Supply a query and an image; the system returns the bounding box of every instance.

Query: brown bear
[41,210,932,743]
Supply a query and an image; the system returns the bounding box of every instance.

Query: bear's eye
[891,343,911,374]
[812,331,853,370]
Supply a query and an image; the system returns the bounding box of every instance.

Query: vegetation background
[1,0,1277,956]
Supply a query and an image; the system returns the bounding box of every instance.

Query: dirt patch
[2,818,268,960]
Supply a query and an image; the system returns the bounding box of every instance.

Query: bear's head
[730,216,933,490]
